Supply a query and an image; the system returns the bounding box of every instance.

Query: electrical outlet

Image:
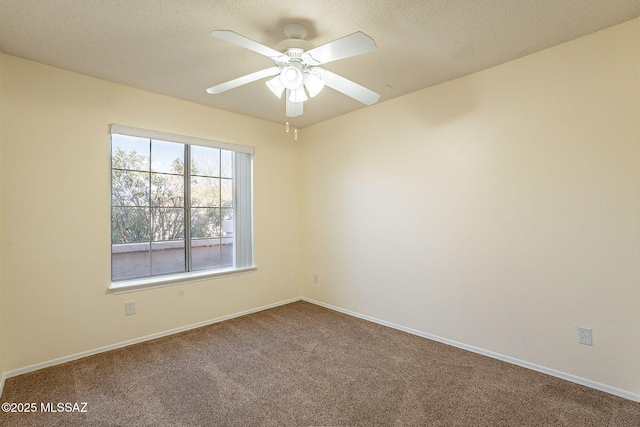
[289,272,295,282]
[578,327,592,346]
[125,301,136,316]
[313,274,319,284]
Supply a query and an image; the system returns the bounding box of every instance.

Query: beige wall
[300,19,640,394]
[0,55,300,372]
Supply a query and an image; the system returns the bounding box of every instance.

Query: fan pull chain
[285,122,298,140]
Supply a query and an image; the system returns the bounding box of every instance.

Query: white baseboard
[301,297,640,403]
[0,297,301,392]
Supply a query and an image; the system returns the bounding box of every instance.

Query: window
[110,124,254,288]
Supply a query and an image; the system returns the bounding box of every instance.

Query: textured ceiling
[0,1,638,128]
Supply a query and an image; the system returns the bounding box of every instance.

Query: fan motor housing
[275,38,314,53]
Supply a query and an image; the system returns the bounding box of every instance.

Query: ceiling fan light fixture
[266,75,285,98]
[289,87,308,103]
[304,73,326,98]
[208,25,381,119]
[279,63,304,89]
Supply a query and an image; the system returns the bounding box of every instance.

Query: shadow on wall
[402,75,479,129]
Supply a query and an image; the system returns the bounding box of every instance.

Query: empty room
[0,1,639,425]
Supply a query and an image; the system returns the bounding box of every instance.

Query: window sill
[109,266,257,294]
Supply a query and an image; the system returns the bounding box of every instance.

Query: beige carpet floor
[1,300,638,426]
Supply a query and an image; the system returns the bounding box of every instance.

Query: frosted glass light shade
[266,76,285,98]
[279,64,304,89]
[304,73,326,98]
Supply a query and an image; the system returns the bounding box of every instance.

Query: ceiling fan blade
[211,30,284,59]
[286,91,304,117]
[207,67,281,94]
[320,69,380,105]
[305,32,377,65]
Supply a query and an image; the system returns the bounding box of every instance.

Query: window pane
[111,170,149,207]
[112,242,150,280]
[151,173,184,207]
[221,208,233,238]
[221,149,232,178]
[191,145,220,177]
[151,241,185,275]
[151,140,184,174]
[191,208,220,238]
[191,238,220,271]
[220,237,234,267]
[151,208,184,241]
[112,207,150,243]
[191,177,220,207]
[221,178,232,207]
[191,238,232,270]
[111,134,150,171]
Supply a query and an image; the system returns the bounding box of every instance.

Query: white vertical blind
[234,152,254,268]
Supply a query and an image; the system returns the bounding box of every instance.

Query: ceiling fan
[206,23,380,118]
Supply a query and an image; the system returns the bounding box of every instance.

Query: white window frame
[108,124,255,294]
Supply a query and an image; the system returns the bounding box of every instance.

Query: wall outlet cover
[578,327,592,346]
[125,301,136,316]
